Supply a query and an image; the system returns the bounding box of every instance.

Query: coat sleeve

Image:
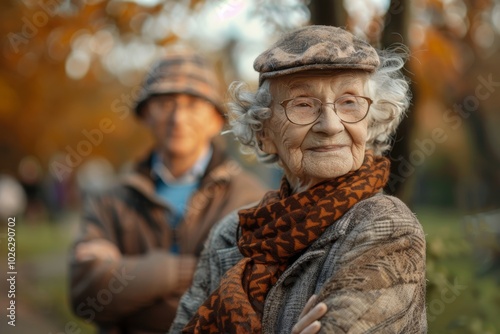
[316,196,427,334]
[69,192,194,330]
[169,210,241,333]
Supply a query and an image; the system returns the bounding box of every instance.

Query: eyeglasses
[279,95,373,125]
[147,94,212,119]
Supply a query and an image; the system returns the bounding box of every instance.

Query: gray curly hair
[227,49,411,164]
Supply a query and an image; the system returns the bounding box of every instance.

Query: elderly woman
[169,25,426,334]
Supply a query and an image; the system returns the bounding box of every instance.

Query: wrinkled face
[260,72,370,191]
[142,93,223,160]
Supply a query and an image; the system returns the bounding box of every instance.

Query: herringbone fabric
[183,152,390,333]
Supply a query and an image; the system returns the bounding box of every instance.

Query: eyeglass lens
[285,96,370,124]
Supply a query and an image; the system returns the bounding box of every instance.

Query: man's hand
[167,255,198,296]
[291,295,328,334]
[75,239,121,262]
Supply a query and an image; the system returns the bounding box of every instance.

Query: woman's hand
[291,294,328,334]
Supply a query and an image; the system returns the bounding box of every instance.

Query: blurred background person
[17,156,46,221]
[69,47,267,334]
[0,174,27,219]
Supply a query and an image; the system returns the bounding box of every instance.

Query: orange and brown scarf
[183,152,390,333]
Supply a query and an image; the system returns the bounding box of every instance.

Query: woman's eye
[292,98,314,108]
[338,98,357,106]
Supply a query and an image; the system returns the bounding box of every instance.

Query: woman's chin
[305,161,352,181]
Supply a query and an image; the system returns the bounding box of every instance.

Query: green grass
[417,207,500,334]
[7,219,74,259]
[33,275,95,334]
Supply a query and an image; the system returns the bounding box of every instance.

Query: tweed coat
[170,193,427,334]
[69,144,267,334]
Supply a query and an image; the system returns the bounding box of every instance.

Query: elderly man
[69,48,267,334]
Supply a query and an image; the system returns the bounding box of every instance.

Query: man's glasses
[279,95,373,125]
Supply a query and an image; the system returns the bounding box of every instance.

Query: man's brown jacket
[69,145,267,333]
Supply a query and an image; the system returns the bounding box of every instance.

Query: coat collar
[120,141,231,208]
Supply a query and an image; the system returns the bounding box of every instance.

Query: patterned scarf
[183,152,390,333]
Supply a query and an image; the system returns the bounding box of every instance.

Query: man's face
[142,93,224,161]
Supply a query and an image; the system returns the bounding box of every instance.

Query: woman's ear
[256,128,278,155]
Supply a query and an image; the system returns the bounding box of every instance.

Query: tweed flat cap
[254,25,380,85]
[134,49,224,116]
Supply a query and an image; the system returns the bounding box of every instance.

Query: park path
[0,214,91,334]
[0,251,69,334]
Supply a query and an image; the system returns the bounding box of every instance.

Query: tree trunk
[381,0,410,47]
[308,0,348,27]
[380,0,414,199]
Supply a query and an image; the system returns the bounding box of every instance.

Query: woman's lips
[307,145,346,152]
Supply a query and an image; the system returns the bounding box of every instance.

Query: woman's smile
[306,144,347,153]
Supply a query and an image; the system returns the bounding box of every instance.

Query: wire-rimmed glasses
[279,95,373,125]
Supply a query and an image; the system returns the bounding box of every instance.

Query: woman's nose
[311,104,344,134]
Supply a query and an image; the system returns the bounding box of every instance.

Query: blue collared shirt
[151,147,212,253]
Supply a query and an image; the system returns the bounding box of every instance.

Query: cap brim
[133,82,226,118]
[258,63,377,86]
